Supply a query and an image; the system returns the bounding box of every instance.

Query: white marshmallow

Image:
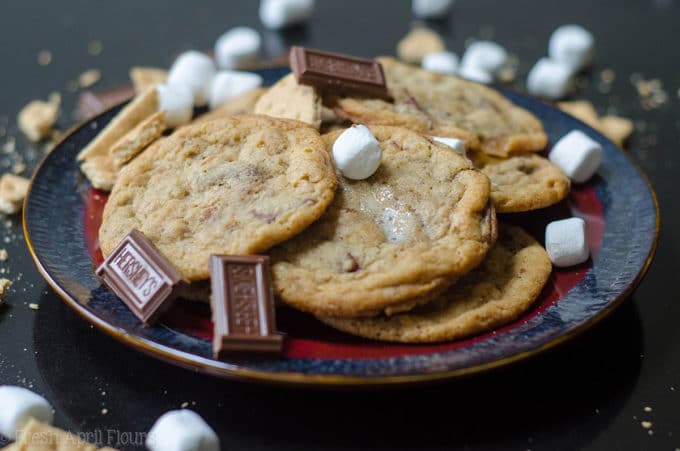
[0,386,53,440]
[548,25,594,72]
[259,0,315,30]
[332,125,382,180]
[460,41,508,75]
[545,217,590,267]
[432,136,466,154]
[167,51,217,107]
[146,410,219,451]
[549,130,603,183]
[526,57,574,99]
[412,0,454,19]
[422,51,459,75]
[208,71,263,110]
[214,27,261,70]
[156,84,194,128]
[457,63,493,84]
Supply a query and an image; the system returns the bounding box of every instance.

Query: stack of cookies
[88,47,569,344]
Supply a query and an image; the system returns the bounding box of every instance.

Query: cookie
[469,152,570,213]
[334,57,548,157]
[99,114,337,281]
[270,126,497,318]
[320,225,551,343]
[254,73,322,129]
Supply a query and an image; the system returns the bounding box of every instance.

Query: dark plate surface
[23,67,658,386]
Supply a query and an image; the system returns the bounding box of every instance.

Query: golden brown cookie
[270,126,496,318]
[334,57,548,157]
[320,225,551,343]
[99,115,337,281]
[469,152,570,213]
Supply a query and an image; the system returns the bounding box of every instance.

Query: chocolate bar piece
[96,229,184,325]
[290,46,390,99]
[209,255,283,357]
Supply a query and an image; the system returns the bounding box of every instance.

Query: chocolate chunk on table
[95,229,184,325]
[209,255,283,357]
[289,46,390,99]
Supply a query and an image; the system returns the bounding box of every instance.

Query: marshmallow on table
[167,51,217,107]
[147,410,219,451]
[526,57,574,99]
[549,24,594,72]
[0,386,53,440]
[549,130,603,183]
[156,84,194,128]
[332,125,382,180]
[460,41,508,75]
[432,136,466,154]
[545,217,590,267]
[259,0,315,30]
[412,0,454,19]
[422,51,459,75]
[214,27,261,70]
[208,71,264,110]
[457,63,493,84]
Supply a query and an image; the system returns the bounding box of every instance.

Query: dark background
[0,0,678,450]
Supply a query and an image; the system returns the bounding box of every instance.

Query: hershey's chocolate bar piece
[289,46,390,99]
[209,255,283,357]
[96,229,183,325]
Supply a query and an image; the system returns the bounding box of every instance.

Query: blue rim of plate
[23,67,659,387]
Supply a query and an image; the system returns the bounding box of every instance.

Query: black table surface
[0,0,678,450]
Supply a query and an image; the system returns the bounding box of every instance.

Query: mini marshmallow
[549,130,603,183]
[214,27,261,70]
[209,71,263,110]
[0,386,53,440]
[422,51,459,75]
[167,51,217,107]
[432,136,466,154]
[457,63,493,84]
[146,410,219,451]
[259,0,315,30]
[545,217,590,267]
[412,0,454,19]
[460,41,508,75]
[526,57,574,99]
[156,84,194,128]
[548,24,594,72]
[332,125,382,180]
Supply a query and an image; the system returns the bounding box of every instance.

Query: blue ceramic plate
[23,68,658,387]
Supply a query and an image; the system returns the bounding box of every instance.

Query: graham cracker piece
[254,74,321,129]
[80,156,116,191]
[129,66,168,93]
[0,278,11,305]
[17,93,60,142]
[110,110,166,169]
[193,87,266,124]
[0,174,30,214]
[10,418,114,451]
[557,100,602,131]
[77,87,158,162]
[397,27,445,65]
[600,115,634,147]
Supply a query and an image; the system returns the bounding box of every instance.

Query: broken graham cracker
[558,100,634,147]
[110,110,166,169]
[7,418,117,451]
[77,86,158,162]
[557,100,601,130]
[193,87,266,125]
[17,93,60,142]
[0,174,30,214]
[0,278,11,305]
[600,115,634,147]
[397,27,446,65]
[80,155,117,191]
[254,73,321,129]
[129,66,168,93]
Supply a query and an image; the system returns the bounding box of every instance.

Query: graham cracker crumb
[0,278,11,304]
[0,173,30,214]
[18,93,61,142]
[79,69,102,88]
[641,421,653,429]
[37,50,52,66]
[644,406,652,413]
[0,249,8,261]
[29,303,40,310]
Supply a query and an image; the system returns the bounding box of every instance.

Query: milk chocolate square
[209,255,283,357]
[96,229,183,325]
